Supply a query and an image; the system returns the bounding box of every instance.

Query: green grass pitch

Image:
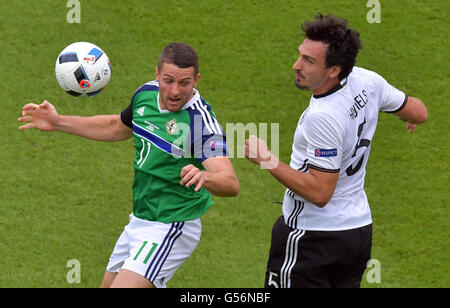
[0,0,448,287]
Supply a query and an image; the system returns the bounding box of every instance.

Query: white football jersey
[283,67,407,231]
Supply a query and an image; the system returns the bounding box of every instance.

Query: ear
[155,66,160,80]
[329,66,342,79]
[193,73,201,87]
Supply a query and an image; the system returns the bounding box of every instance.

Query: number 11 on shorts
[133,241,158,264]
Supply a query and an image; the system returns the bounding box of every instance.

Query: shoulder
[304,103,347,146]
[186,97,223,135]
[350,66,382,79]
[131,80,159,104]
[135,80,159,92]
[187,96,215,116]
[306,109,345,134]
[349,66,388,89]
[310,92,348,125]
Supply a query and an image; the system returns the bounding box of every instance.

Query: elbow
[313,199,329,208]
[227,172,240,196]
[410,97,428,124]
[289,188,332,208]
[226,176,240,197]
[215,178,240,197]
[229,180,240,197]
[310,193,332,208]
[418,107,428,124]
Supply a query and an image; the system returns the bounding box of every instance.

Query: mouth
[167,97,182,105]
[295,71,305,80]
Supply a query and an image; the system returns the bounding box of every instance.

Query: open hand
[18,100,59,131]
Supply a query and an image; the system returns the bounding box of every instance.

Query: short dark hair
[158,42,199,76]
[302,14,362,80]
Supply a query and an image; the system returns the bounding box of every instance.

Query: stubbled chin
[165,102,184,112]
[295,79,310,90]
[167,106,181,112]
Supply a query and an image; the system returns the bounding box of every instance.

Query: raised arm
[18,100,132,141]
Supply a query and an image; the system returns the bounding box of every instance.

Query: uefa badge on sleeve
[210,141,217,152]
[315,148,337,157]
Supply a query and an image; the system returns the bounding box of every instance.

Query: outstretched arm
[18,100,132,141]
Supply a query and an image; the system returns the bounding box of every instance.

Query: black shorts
[265,216,372,288]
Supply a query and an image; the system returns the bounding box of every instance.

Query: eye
[303,56,313,64]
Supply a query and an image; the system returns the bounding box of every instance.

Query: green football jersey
[120,81,227,223]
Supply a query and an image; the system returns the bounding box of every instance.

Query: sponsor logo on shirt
[137,106,145,116]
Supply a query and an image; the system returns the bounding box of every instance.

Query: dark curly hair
[302,14,362,80]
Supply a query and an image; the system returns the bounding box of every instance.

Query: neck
[312,77,348,99]
[312,77,340,96]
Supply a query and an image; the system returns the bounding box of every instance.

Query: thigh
[110,269,155,288]
[122,216,202,288]
[328,224,373,288]
[105,221,132,274]
[265,216,330,288]
[265,217,374,288]
[100,271,117,288]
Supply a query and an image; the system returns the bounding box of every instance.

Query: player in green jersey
[18,42,239,288]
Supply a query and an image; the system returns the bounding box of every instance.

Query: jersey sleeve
[121,81,161,128]
[376,74,408,113]
[187,103,228,163]
[120,102,133,128]
[303,112,344,173]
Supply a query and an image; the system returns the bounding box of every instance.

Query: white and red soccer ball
[55,42,111,97]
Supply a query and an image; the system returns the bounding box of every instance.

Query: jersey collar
[312,77,348,99]
[157,89,200,113]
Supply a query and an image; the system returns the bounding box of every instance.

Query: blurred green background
[0,0,448,287]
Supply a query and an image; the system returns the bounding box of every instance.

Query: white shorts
[106,214,202,288]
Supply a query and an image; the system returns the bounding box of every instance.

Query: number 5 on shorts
[133,241,158,264]
[267,271,279,288]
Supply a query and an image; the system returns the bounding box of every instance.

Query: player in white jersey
[245,14,427,288]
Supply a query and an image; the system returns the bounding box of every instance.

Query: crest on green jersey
[166,119,179,135]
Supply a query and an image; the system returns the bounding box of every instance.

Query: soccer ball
[55,42,111,97]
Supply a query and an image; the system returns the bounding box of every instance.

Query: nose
[169,83,181,97]
[293,56,303,71]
